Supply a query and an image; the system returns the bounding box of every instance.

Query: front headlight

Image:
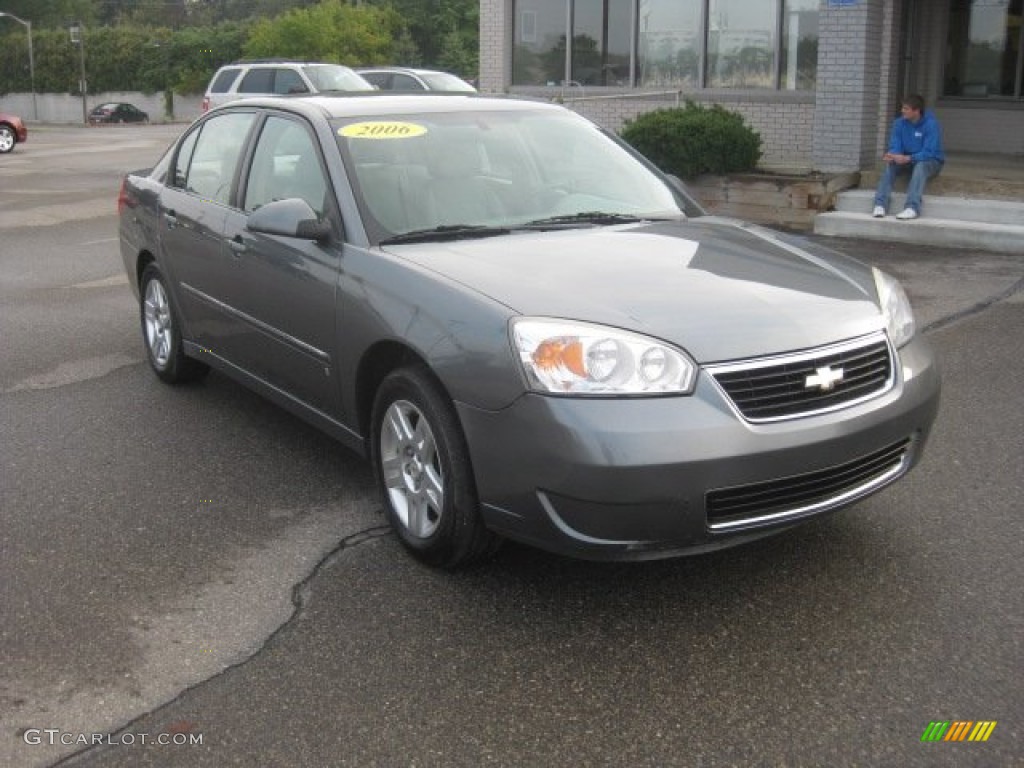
[511,318,697,395]
[872,268,916,348]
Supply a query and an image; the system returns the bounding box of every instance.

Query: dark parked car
[118,95,940,568]
[356,67,477,92]
[0,111,27,153]
[89,102,149,124]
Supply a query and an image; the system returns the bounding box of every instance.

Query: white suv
[202,60,374,112]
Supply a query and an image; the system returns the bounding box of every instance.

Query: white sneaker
[872,206,885,218]
[896,208,918,220]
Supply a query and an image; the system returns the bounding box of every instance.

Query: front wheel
[371,366,500,568]
[139,264,208,384]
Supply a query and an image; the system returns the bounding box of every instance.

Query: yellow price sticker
[339,121,428,140]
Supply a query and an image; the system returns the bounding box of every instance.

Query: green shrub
[620,102,762,179]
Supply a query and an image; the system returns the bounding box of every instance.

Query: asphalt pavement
[45,238,1024,768]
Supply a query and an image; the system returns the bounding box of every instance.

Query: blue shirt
[888,110,945,164]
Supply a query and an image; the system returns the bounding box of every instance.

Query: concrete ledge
[813,211,1024,255]
[689,171,860,230]
[835,189,1024,225]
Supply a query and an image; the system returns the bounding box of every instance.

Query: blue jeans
[873,159,943,214]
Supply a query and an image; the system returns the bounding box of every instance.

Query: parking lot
[1,125,1021,767]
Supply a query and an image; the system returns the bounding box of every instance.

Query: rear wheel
[371,366,500,568]
[0,125,15,153]
[140,264,208,384]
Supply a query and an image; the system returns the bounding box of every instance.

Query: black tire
[139,263,209,384]
[370,366,500,568]
[0,125,15,154]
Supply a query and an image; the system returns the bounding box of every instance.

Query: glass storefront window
[781,0,819,91]
[513,1,570,86]
[945,0,1024,98]
[637,0,702,87]
[572,0,634,85]
[707,0,777,88]
[512,0,819,91]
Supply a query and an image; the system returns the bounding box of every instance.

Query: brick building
[479,0,1024,173]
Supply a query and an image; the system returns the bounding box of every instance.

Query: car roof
[208,93,562,120]
[227,59,357,67]
[358,66,445,75]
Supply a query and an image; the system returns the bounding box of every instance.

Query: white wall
[0,91,203,125]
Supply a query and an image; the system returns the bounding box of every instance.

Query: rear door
[158,110,258,360]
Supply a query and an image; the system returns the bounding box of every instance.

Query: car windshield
[419,72,476,92]
[303,65,374,92]
[333,108,686,243]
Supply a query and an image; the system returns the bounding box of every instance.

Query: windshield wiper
[521,211,650,229]
[379,224,512,245]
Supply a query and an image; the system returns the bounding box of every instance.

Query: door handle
[163,210,178,227]
[228,236,247,256]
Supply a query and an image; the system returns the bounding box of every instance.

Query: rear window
[210,68,241,93]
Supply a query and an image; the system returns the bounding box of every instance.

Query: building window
[707,0,777,88]
[512,0,818,90]
[945,0,1024,99]
[513,1,570,85]
[573,0,634,85]
[638,0,702,87]
[781,0,819,91]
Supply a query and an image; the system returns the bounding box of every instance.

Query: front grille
[708,333,894,422]
[706,438,911,531]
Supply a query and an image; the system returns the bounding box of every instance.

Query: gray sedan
[118,94,940,567]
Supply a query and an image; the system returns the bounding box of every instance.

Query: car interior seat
[423,135,503,226]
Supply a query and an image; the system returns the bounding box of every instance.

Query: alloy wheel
[379,399,444,538]
[143,277,173,368]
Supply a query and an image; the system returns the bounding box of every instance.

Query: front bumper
[456,336,940,560]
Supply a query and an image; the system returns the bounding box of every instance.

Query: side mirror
[247,198,331,243]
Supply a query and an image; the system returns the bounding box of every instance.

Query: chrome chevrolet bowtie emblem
[805,365,844,391]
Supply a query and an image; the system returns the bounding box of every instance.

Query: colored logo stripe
[969,722,997,742]
[944,721,973,741]
[921,721,996,742]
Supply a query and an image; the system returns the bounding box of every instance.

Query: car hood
[382,218,885,363]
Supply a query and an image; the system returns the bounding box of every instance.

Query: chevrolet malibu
[118,94,940,567]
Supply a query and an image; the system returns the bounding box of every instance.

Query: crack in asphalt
[51,523,394,768]
[921,273,1024,334]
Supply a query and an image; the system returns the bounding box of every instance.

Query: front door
[222,113,340,415]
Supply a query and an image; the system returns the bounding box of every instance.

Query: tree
[0,0,97,28]
[243,0,403,65]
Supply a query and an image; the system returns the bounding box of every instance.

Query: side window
[211,68,241,93]
[391,74,425,91]
[172,128,199,189]
[184,112,257,205]
[275,68,308,94]
[361,72,390,89]
[243,116,328,217]
[238,68,274,93]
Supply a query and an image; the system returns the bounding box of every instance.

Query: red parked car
[0,112,27,153]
